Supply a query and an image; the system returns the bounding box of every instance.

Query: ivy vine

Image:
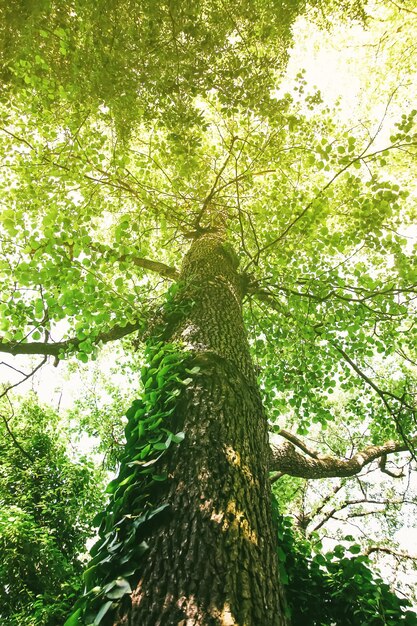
[64,286,198,626]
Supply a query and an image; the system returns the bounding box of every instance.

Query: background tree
[1,0,417,624]
[0,396,106,625]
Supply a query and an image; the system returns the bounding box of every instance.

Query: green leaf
[171,431,185,443]
[93,600,113,625]
[147,503,170,519]
[152,472,168,482]
[83,564,98,588]
[106,577,132,600]
[139,443,151,459]
[77,352,89,363]
[63,608,82,626]
[153,441,167,450]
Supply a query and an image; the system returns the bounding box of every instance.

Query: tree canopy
[1,0,417,624]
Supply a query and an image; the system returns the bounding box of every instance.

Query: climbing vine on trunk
[65,289,199,626]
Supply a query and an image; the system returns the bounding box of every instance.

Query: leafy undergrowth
[276,507,417,625]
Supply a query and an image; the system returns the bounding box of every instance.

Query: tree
[0,397,105,625]
[1,0,417,624]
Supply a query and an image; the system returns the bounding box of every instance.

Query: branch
[249,278,417,316]
[365,546,417,560]
[332,343,417,459]
[249,151,368,265]
[385,0,417,16]
[123,257,179,280]
[90,244,180,280]
[309,498,388,533]
[194,136,237,230]
[277,428,320,458]
[0,358,48,462]
[1,412,35,462]
[0,321,142,358]
[0,356,47,399]
[269,432,414,479]
[304,481,344,528]
[247,123,415,268]
[379,453,404,478]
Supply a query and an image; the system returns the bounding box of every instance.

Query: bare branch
[269,432,415,479]
[310,498,388,533]
[332,343,417,459]
[366,546,417,560]
[0,356,47,399]
[90,243,180,280]
[304,481,345,528]
[194,136,237,230]
[118,255,179,280]
[0,321,142,358]
[1,410,35,462]
[276,428,320,459]
[0,358,49,462]
[379,453,404,478]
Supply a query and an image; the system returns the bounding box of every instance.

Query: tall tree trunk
[117,233,287,625]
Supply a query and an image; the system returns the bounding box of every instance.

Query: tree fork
[116,233,288,626]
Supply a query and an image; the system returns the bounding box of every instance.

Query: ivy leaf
[63,608,82,626]
[106,577,132,600]
[93,600,113,625]
[152,472,168,482]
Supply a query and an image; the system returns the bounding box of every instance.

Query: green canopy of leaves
[1,0,417,621]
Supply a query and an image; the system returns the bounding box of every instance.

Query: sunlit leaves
[0,0,307,141]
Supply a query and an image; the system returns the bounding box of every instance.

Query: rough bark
[116,233,287,625]
[269,432,413,479]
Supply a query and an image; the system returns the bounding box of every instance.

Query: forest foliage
[1,0,417,624]
[0,399,106,625]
